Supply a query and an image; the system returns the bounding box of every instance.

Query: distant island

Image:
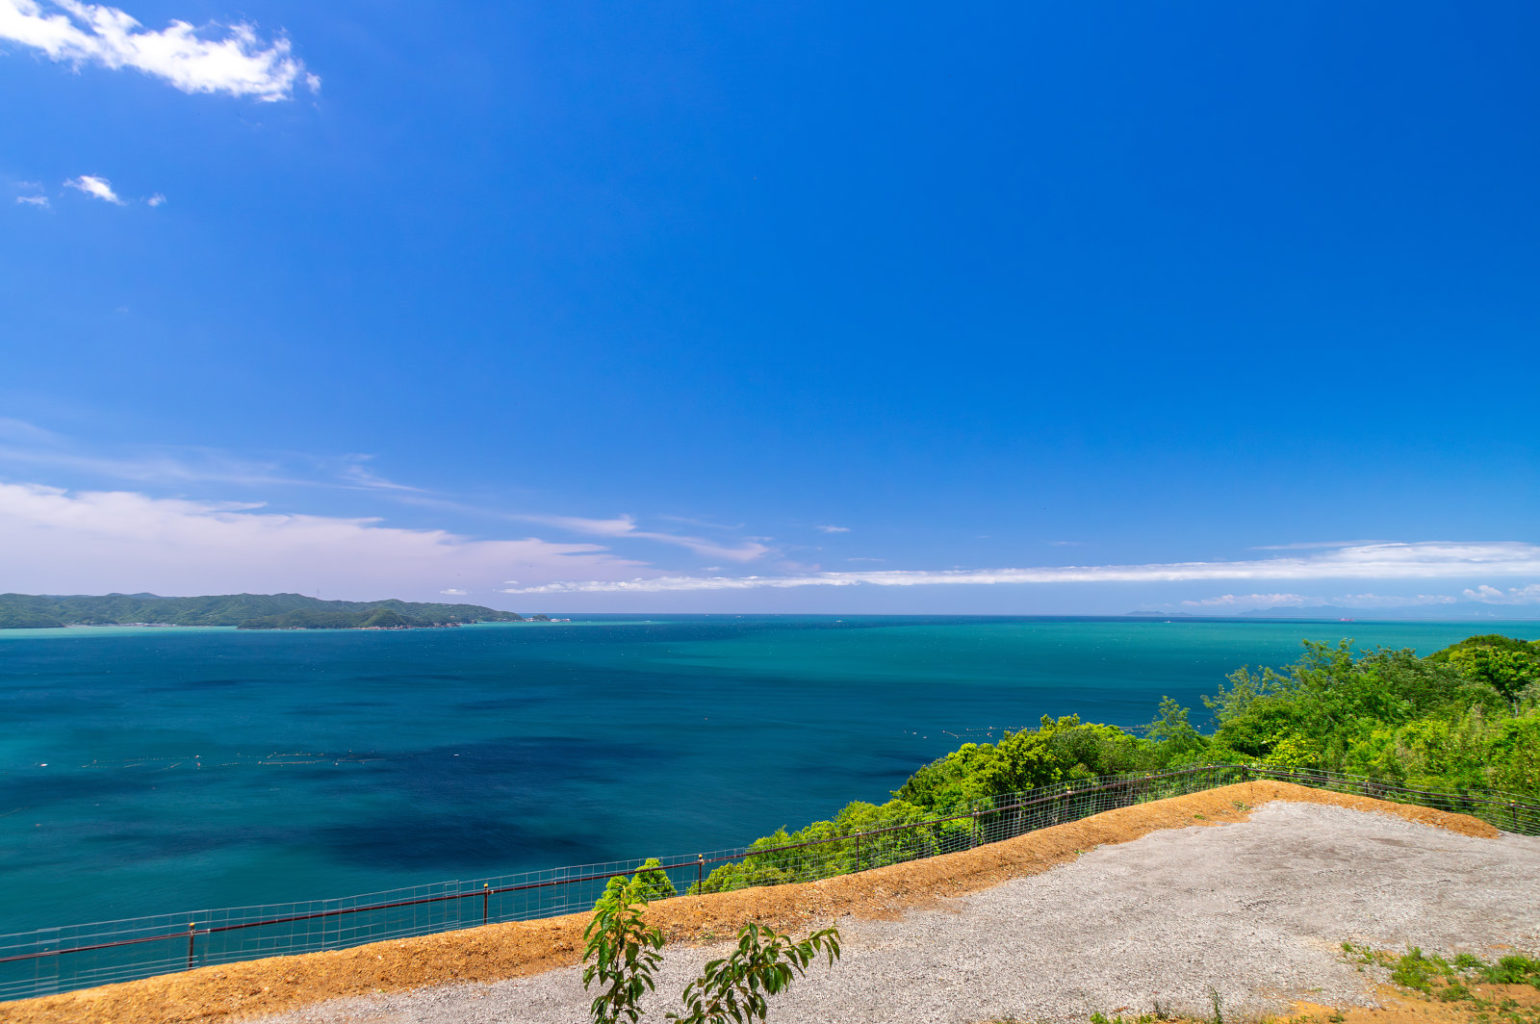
[0,593,548,630]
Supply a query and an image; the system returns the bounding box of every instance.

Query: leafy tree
[1445,644,1538,713]
[1144,696,1205,756]
[583,876,664,1024]
[631,858,678,901]
[581,876,841,1024]
[668,922,841,1024]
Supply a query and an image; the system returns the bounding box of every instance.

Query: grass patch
[1337,943,1540,1024]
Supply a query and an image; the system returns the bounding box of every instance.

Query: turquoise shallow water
[0,615,1530,933]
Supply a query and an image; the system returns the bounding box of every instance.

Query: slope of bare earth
[2,782,1534,1024]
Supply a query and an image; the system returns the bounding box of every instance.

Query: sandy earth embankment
[3,782,1534,1024]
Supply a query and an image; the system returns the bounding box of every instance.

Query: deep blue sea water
[1,615,1532,934]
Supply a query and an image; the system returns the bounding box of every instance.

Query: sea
[1,615,1532,934]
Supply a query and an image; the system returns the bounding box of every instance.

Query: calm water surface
[1,615,1529,931]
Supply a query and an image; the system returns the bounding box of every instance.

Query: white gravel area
[256,801,1540,1024]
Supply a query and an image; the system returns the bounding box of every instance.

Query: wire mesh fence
[1245,766,1540,836]
[1,763,1534,1002]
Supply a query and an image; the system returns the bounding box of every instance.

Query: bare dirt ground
[0,781,1529,1024]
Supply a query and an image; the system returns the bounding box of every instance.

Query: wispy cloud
[15,193,49,206]
[814,524,850,534]
[338,455,422,493]
[0,483,646,597]
[0,418,63,443]
[0,433,306,487]
[65,174,122,204]
[499,541,1540,595]
[146,192,165,207]
[439,588,468,596]
[656,514,745,531]
[1250,540,1382,551]
[1180,593,1307,610]
[515,512,771,563]
[1330,592,1460,609]
[0,419,427,492]
[1175,591,1461,612]
[0,0,318,100]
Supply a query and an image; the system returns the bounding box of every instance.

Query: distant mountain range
[0,593,538,630]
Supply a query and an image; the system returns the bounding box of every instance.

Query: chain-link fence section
[2,764,1534,1001]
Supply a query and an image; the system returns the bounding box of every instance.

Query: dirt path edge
[0,780,1500,1024]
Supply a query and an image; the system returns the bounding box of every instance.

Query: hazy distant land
[0,593,541,630]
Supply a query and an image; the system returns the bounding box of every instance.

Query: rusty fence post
[696,855,704,893]
[186,922,196,971]
[483,883,489,925]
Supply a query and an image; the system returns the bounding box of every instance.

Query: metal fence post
[483,883,489,925]
[697,855,704,893]
[186,923,196,971]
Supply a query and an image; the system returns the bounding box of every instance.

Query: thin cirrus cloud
[498,541,1540,595]
[0,482,647,598]
[514,513,772,563]
[0,419,428,492]
[0,0,317,101]
[16,193,50,206]
[814,524,850,534]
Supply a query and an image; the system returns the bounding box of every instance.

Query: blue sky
[3,0,1538,615]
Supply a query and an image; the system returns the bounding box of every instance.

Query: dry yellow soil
[0,781,1501,1024]
[1289,981,1540,1024]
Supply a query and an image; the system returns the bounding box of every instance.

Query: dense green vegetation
[694,634,1539,894]
[0,592,532,629]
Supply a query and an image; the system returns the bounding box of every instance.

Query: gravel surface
[256,802,1540,1024]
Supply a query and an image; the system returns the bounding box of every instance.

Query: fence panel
[1,765,1534,1002]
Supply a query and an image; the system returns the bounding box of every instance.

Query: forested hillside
[0,593,531,629]
[695,633,1540,893]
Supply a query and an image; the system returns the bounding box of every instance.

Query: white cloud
[0,0,317,100]
[1463,583,1540,605]
[516,512,771,563]
[0,482,647,598]
[500,541,1540,595]
[439,588,468,596]
[65,174,122,204]
[146,192,165,206]
[814,524,850,534]
[15,193,49,206]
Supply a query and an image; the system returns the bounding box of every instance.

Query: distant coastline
[0,592,547,631]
